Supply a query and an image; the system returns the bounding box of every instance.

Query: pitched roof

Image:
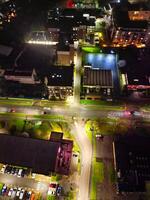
[4,69,33,77]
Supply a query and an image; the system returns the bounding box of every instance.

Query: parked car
[1,184,7,195]
[0,165,6,173]
[8,188,13,197]
[17,169,23,178]
[30,192,35,200]
[24,191,32,200]
[56,185,62,196]
[16,187,22,197]
[11,188,17,199]
[11,167,16,175]
[19,189,25,199]
[4,166,12,174]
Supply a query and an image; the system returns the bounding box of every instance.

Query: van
[17,169,23,177]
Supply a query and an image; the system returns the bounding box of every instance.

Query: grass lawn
[8,119,25,132]
[0,98,33,106]
[109,165,117,183]
[85,119,105,199]
[47,195,56,200]
[90,159,104,200]
[33,115,64,120]
[0,112,26,118]
[50,121,62,132]
[142,105,150,111]
[80,100,124,111]
[0,183,3,192]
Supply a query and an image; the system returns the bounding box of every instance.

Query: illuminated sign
[127,85,150,90]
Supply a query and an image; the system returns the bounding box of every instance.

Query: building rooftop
[113,8,148,29]
[47,65,73,87]
[4,69,33,77]
[83,67,113,87]
[0,134,60,175]
[114,134,150,192]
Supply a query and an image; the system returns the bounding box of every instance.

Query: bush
[0,121,5,129]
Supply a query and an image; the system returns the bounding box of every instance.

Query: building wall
[48,86,73,100]
[128,11,150,21]
[4,75,36,84]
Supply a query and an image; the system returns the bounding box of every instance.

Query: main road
[0,104,149,120]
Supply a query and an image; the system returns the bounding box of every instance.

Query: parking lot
[0,182,41,200]
[0,164,49,199]
[0,164,64,199]
[0,165,31,178]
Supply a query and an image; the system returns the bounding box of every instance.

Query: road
[71,121,92,200]
[0,104,150,120]
[96,136,115,200]
[73,47,82,104]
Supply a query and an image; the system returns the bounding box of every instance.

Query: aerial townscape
[0,0,149,200]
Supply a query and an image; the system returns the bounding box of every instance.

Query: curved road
[72,121,92,200]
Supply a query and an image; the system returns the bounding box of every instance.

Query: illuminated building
[81,47,120,98]
[66,0,99,8]
[26,31,58,46]
[46,65,74,100]
[128,11,150,21]
[111,7,149,47]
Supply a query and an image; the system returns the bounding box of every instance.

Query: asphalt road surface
[0,104,149,120]
[72,121,92,200]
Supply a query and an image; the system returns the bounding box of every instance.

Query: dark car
[11,167,16,175]
[1,185,7,195]
[4,166,12,174]
[56,185,62,196]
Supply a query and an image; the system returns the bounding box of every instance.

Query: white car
[0,165,6,173]
[17,169,23,177]
[19,189,25,199]
[11,188,17,199]
[8,188,13,197]
[31,173,36,179]
[16,187,22,197]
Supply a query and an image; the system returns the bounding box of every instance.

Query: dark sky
[29,0,66,8]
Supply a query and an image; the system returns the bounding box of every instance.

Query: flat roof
[0,134,60,175]
[47,65,73,87]
[114,134,150,192]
